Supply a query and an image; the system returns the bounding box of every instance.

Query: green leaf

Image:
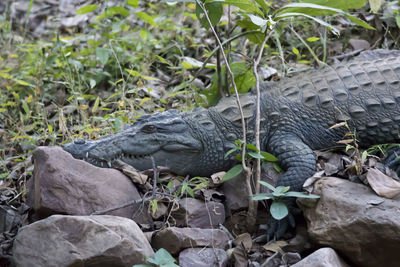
[344,14,375,30]
[292,46,300,55]
[215,0,263,16]
[307,36,320,42]
[270,201,288,220]
[126,0,139,8]
[92,96,100,113]
[258,180,276,191]
[246,143,259,152]
[248,152,264,159]
[276,12,340,35]
[276,186,290,193]
[125,69,141,77]
[76,4,98,15]
[222,164,243,181]
[396,14,400,29]
[136,11,156,26]
[225,147,238,158]
[284,192,320,198]
[248,14,268,27]
[196,2,223,29]
[252,193,274,201]
[260,151,278,162]
[153,248,178,266]
[254,0,270,12]
[276,3,344,16]
[96,48,111,65]
[107,6,129,17]
[303,0,367,10]
[272,191,284,197]
[369,0,382,13]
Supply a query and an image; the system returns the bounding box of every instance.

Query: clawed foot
[266,199,300,241]
[385,147,400,175]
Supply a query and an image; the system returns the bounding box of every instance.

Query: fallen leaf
[113,159,148,184]
[263,240,288,254]
[211,171,225,185]
[366,168,400,198]
[233,233,252,252]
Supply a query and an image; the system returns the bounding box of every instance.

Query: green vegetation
[253,181,319,220]
[133,248,179,267]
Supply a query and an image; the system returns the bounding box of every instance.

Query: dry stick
[150,156,158,197]
[194,0,250,178]
[247,30,275,228]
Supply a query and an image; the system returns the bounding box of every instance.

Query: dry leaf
[366,168,400,198]
[263,240,288,254]
[113,159,148,184]
[211,171,225,185]
[233,233,252,252]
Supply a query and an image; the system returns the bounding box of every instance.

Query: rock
[221,173,249,213]
[298,177,400,267]
[28,146,151,224]
[349,39,371,51]
[222,163,281,214]
[152,227,230,255]
[179,248,227,267]
[13,215,154,267]
[291,248,349,267]
[172,198,225,228]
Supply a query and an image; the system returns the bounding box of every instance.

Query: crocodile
[64,50,400,236]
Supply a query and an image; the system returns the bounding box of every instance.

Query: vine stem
[247,29,275,228]
[194,0,250,177]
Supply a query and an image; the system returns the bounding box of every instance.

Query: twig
[90,192,176,215]
[150,156,158,197]
[332,49,364,60]
[194,0,250,176]
[248,30,275,228]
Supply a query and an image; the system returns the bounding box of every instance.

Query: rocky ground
[3,145,400,266]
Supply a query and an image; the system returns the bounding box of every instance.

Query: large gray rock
[13,215,154,267]
[298,177,400,267]
[172,198,225,228]
[179,248,227,267]
[291,248,349,267]
[28,146,151,224]
[152,227,230,255]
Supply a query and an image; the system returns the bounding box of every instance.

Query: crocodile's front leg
[265,132,316,239]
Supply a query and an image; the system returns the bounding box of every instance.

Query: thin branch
[248,30,275,228]
[194,0,250,175]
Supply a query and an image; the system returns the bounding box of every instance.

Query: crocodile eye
[141,125,156,133]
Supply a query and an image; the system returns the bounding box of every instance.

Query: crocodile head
[63,109,232,176]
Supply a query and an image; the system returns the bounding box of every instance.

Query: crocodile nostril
[74,138,86,145]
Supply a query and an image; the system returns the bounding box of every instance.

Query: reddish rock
[152,227,230,255]
[298,177,400,267]
[172,198,225,228]
[13,215,154,267]
[27,146,151,224]
[292,247,349,267]
[179,248,227,267]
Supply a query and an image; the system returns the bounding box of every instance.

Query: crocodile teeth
[86,152,89,158]
[107,161,112,168]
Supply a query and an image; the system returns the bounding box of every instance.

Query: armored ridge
[64,49,400,195]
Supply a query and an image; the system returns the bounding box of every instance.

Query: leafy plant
[252,181,320,220]
[222,140,279,182]
[132,248,179,267]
